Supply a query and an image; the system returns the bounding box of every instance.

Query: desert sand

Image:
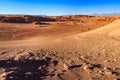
[0,15,120,80]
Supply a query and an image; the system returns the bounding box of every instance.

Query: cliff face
[0,15,120,23]
[49,15,120,22]
[0,15,55,23]
[0,15,120,29]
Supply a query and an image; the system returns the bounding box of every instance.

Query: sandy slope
[0,20,120,80]
[91,19,120,40]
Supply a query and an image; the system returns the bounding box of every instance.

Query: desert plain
[0,15,120,80]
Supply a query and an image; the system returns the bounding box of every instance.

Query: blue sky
[0,0,120,15]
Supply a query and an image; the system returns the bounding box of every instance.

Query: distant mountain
[91,13,120,16]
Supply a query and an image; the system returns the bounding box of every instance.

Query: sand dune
[90,19,120,40]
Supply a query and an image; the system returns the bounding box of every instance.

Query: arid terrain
[0,15,120,80]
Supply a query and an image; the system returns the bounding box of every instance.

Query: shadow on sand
[0,58,51,80]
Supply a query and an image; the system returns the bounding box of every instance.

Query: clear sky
[0,0,120,15]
